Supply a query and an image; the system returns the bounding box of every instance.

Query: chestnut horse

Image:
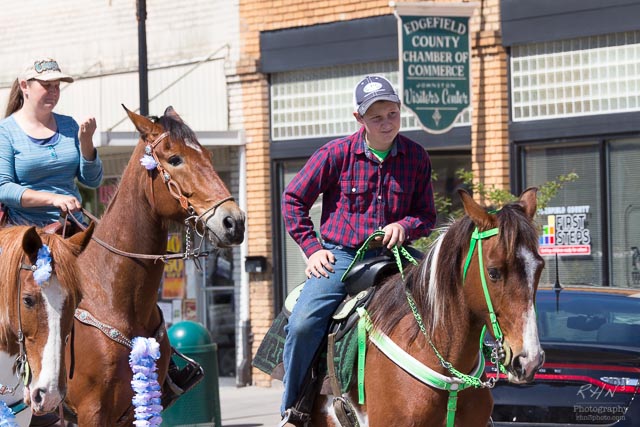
[314,189,545,426]
[0,225,93,426]
[61,106,245,425]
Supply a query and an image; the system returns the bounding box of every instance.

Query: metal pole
[136,0,149,117]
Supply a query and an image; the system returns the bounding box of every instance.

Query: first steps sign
[392,2,477,134]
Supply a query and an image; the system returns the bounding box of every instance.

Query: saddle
[253,254,403,427]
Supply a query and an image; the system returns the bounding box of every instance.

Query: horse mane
[0,227,82,347]
[0,227,29,344]
[150,114,200,149]
[369,199,539,344]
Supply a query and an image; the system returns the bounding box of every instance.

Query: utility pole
[136,0,149,117]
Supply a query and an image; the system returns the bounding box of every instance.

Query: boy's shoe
[277,408,310,427]
[161,350,205,410]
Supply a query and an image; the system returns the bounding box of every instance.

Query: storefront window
[609,138,640,287]
[280,160,322,296]
[270,62,470,142]
[523,142,604,286]
[429,154,471,225]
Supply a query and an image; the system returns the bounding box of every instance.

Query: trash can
[163,321,221,427]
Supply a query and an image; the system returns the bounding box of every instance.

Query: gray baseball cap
[354,75,400,116]
[19,58,74,83]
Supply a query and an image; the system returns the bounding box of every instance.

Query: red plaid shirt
[282,127,436,258]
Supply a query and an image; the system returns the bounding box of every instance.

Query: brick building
[236,0,507,386]
[2,0,639,390]
[240,0,640,387]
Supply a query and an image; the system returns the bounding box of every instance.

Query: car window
[535,291,640,347]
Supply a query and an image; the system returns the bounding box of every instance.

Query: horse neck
[421,231,487,372]
[82,153,170,318]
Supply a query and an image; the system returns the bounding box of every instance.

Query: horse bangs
[496,201,538,264]
[0,227,33,344]
[155,114,200,149]
[40,234,82,306]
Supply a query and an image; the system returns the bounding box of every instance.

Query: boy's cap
[19,58,74,83]
[354,75,400,116]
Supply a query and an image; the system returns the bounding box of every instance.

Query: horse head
[0,224,93,415]
[459,188,545,383]
[123,105,245,247]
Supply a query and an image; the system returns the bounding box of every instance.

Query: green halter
[462,227,504,345]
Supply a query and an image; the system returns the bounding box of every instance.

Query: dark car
[487,286,640,426]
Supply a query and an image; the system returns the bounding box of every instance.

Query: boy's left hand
[377,223,406,249]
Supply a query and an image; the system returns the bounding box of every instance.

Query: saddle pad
[252,311,288,376]
[252,311,359,394]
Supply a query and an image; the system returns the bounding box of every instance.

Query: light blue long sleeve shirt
[0,113,103,226]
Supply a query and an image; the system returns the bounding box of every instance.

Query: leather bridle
[66,131,234,263]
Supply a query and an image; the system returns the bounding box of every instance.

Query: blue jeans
[280,242,383,414]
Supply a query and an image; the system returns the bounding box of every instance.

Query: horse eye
[23,295,35,308]
[487,268,501,281]
[168,155,183,166]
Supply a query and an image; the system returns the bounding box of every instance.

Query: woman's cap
[19,58,74,83]
[354,75,400,116]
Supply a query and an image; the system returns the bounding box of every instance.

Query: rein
[67,207,220,264]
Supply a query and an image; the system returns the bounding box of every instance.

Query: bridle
[67,130,233,264]
[144,131,234,220]
[0,258,48,397]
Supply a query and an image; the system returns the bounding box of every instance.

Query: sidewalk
[219,376,283,427]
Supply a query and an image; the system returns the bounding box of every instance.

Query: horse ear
[163,106,184,123]
[518,187,538,219]
[122,104,157,137]
[22,226,43,261]
[458,189,492,227]
[67,222,95,254]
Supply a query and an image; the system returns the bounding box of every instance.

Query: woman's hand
[78,116,97,160]
[51,194,82,214]
[305,249,336,279]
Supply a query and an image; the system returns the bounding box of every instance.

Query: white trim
[390,1,479,18]
[99,130,245,147]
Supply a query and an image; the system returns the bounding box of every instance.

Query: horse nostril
[513,354,526,378]
[32,388,46,405]
[223,216,235,231]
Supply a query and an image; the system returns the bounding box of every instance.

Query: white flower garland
[0,400,18,427]
[129,337,163,426]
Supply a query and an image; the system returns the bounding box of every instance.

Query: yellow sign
[162,233,185,299]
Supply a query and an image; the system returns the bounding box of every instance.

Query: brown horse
[61,106,245,425]
[0,225,93,426]
[313,188,545,427]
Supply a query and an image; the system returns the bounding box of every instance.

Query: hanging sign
[392,2,477,134]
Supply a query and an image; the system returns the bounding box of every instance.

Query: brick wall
[237,0,509,386]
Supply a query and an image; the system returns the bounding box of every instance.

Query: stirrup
[333,396,360,427]
[278,408,310,427]
[161,348,205,409]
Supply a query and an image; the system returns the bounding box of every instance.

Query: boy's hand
[375,223,406,249]
[306,249,336,279]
